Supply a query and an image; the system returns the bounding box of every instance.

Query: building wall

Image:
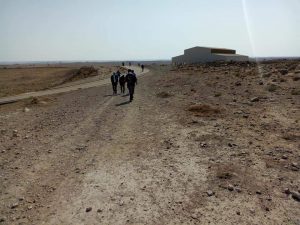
[212,54,249,62]
[184,47,213,63]
[172,47,249,64]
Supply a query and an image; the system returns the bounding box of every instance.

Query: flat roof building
[172,46,249,64]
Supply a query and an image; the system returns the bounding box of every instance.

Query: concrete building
[172,46,249,64]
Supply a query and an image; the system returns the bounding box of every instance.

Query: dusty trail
[1,66,207,224]
[1,63,299,225]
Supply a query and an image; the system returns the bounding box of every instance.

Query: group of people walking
[110,69,137,102]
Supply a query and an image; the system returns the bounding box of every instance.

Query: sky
[0,0,299,62]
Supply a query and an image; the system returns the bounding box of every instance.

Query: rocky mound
[67,66,98,82]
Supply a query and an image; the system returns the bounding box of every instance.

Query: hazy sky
[0,0,299,61]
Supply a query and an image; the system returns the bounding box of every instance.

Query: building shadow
[115,100,131,106]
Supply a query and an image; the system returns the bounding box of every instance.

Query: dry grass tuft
[188,104,221,116]
[156,92,173,98]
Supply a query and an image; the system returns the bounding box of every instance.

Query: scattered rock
[200,142,207,148]
[235,187,242,193]
[191,214,198,219]
[235,81,241,86]
[97,209,103,213]
[291,191,300,202]
[292,162,299,168]
[12,130,19,137]
[284,188,290,195]
[282,155,288,160]
[85,207,92,212]
[228,184,234,191]
[206,190,214,196]
[250,97,259,102]
[11,202,19,209]
[23,107,30,112]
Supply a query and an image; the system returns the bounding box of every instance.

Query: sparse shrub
[291,89,300,95]
[188,104,221,116]
[279,69,288,75]
[266,84,278,92]
[262,73,271,78]
[156,92,173,98]
[292,76,300,81]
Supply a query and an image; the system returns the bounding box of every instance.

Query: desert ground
[0,64,126,98]
[0,60,299,225]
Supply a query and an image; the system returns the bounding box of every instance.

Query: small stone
[236,211,241,215]
[227,184,234,191]
[250,209,255,214]
[235,81,242,86]
[86,207,92,212]
[284,188,290,195]
[200,142,207,147]
[235,187,242,193]
[291,191,300,202]
[250,97,259,102]
[12,130,19,137]
[292,162,299,168]
[228,143,233,147]
[119,201,124,206]
[11,202,19,209]
[207,190,214,196]
[23,107,30,113]
[191,214,198,219]
[282,155,288,160]
[256,190,262,195]
[97,209,102,213]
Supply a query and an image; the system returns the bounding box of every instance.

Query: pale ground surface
[0,61,299,225]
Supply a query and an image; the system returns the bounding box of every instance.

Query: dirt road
[0,63,299,225]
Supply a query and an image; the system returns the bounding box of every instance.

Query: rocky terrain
[0,60,299,224]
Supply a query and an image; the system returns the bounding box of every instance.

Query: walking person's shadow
[115,100,131,106]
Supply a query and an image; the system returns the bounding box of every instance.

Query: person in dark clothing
[119,74,126,94]
[116,70,121,77]
[141,64,144,72]
[110,72,119,95]
[125,69,137,102]
[122,62,125,66]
